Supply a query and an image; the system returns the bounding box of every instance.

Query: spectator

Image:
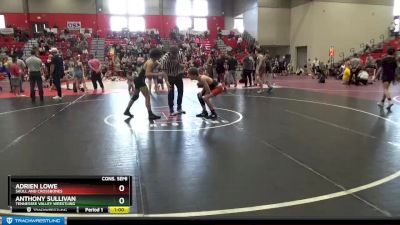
[349,54,362,85]
[49,48,64,100]
[88,54,104,93]
[312,57,320,78]
[226,54,238,88]
[16,57,26,93]
[342,60,351,85]
[25,50,44,102]
[242,54,254,87]
[378,47,397,110]
[1,56,12,92]
[10,57,22,96]
[389,21,396,37]
[206,50,217,79]
[215,54,226,85]
[73,55,87,93]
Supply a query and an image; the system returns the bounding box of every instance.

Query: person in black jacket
[378,47,398,111]
[49,48,64,100]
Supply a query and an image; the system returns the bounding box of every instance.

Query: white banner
[45,28,58,34]
[146,29,159,34]
[67,21,81,30]
[221,30,240,35]
[0,28,14,35]
[80,28,93,34]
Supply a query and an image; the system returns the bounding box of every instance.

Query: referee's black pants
[91,71,104,90]
[168,75,184,113]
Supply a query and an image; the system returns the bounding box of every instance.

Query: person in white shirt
[25,50,44,102]
[312,57,320,78]
[16,58,26,92]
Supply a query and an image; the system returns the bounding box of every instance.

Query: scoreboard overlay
[8,176,134,214]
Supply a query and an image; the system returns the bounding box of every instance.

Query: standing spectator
[63,58,73,90]
[10,57,22,96]
[226,54,238,88]
[206,50,217,79]
[365,54,376,69]
[88,54,104,93]
[16,58,26,93]
[255,48,273,94]
[312,57,320,78]
[389,21,396,37]
[45,54,53,89]
[378,47,397,111]
[365,54,376,79]
[242,54,254,87]
[374,59,383,81]
[25,50,44,102]
[49,48,64,100]
[216,54,226,85]
[160,46,185,116]
[1,56,12,92]
[73,55,88,93]
[217,27,222,39]
[251,52,256,83]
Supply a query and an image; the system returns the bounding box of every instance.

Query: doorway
[32,22,49,35]
[296,46,307,69]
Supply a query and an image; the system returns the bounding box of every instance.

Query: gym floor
[0,77,400,218]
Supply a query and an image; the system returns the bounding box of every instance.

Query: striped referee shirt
[159,50,185,77]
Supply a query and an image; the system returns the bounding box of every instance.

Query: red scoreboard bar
[8,176,133,214]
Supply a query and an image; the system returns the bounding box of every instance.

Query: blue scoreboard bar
[1,216,66,225]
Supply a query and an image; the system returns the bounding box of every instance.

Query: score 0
[118,184,126,205]
[117,176,128,206]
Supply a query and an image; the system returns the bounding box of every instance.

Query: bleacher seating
[0,37,25,50]
[358,36,400,63]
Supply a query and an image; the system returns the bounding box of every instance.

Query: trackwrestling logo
[2,217,64,225]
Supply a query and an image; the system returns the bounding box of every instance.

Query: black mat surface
[0,88,399,218]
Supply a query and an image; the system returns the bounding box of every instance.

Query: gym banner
[1,216,65,225]
[66,21,81,30]
[0,28,14,35]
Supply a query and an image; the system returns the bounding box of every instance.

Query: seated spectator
[349,54,362,85]
[364,44,371,53]
[342,60,351,84]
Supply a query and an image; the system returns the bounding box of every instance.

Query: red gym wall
[3,13,225,38]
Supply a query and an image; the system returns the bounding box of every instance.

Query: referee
[160,46,185,116]
[25,50,44,102]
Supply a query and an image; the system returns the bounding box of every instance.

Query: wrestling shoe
[196,111,208,118]
[267,86,273,94]
[207,113,218,120]
[171,109,186,116]
[148,112,161,120]
[387,102,394,111]
[124,111,134,118]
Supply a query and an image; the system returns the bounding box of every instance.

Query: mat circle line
[0,94,399,217]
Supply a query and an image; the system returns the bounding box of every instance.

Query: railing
[242,30,256,47]
[339,52,345,61]
[379,34,385,43]
[370,39,375,46]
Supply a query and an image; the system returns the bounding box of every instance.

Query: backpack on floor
[319,74,325,83]
[358,70,369,81]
